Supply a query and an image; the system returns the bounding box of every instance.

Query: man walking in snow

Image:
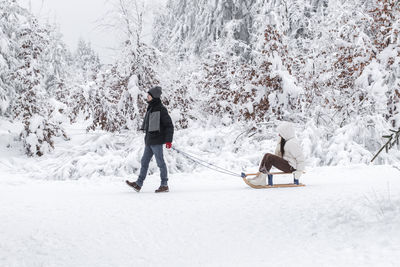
[126,86,174,193]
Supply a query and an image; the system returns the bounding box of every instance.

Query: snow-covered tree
[2,4,68,157]
[13,18,54,156]
[74,38,100,82]
[65,38,101,123]
[0,0,27,116]
[43,24,73,98]
[88,0,160,132]
[153,0,257,59]
[12,16,48,119]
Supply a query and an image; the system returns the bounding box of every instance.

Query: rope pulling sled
[172,147,306,189]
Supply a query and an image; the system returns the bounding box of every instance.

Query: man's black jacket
[142,98,174,146]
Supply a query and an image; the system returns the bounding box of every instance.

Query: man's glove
[166,142,172,149]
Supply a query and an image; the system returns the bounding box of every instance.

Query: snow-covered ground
[1,119,400,266]
[1,162,400,266]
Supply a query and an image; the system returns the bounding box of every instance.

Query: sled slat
[245,171,306,177]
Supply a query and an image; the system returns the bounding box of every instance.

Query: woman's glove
[166,142,172,149]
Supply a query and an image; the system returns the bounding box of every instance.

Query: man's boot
[126,180,141,192]
[155,185,169,193]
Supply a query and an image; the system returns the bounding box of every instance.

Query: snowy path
[1,165,400,267]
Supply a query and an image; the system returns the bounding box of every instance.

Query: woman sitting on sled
[249,122,305,186]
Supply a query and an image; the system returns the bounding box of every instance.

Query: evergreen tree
[67,38,101,123]
[74,38,100,82]
[10,10,67,156]
[43,24,72,100]
[0,0,27,116]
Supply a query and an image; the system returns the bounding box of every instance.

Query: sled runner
[242,177,305,189]
[241,172,305,189]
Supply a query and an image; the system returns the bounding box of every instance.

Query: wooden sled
[241,172,306,189]
[242,177,305,189]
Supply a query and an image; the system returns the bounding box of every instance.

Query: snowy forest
[2,1,400,266]
[1,0,400,177]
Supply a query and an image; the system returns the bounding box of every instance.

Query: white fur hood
[276,122,295,140]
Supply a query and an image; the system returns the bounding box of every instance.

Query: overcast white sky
[19,0,166,64]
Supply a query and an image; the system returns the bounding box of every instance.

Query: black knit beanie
[148,86,162,99]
